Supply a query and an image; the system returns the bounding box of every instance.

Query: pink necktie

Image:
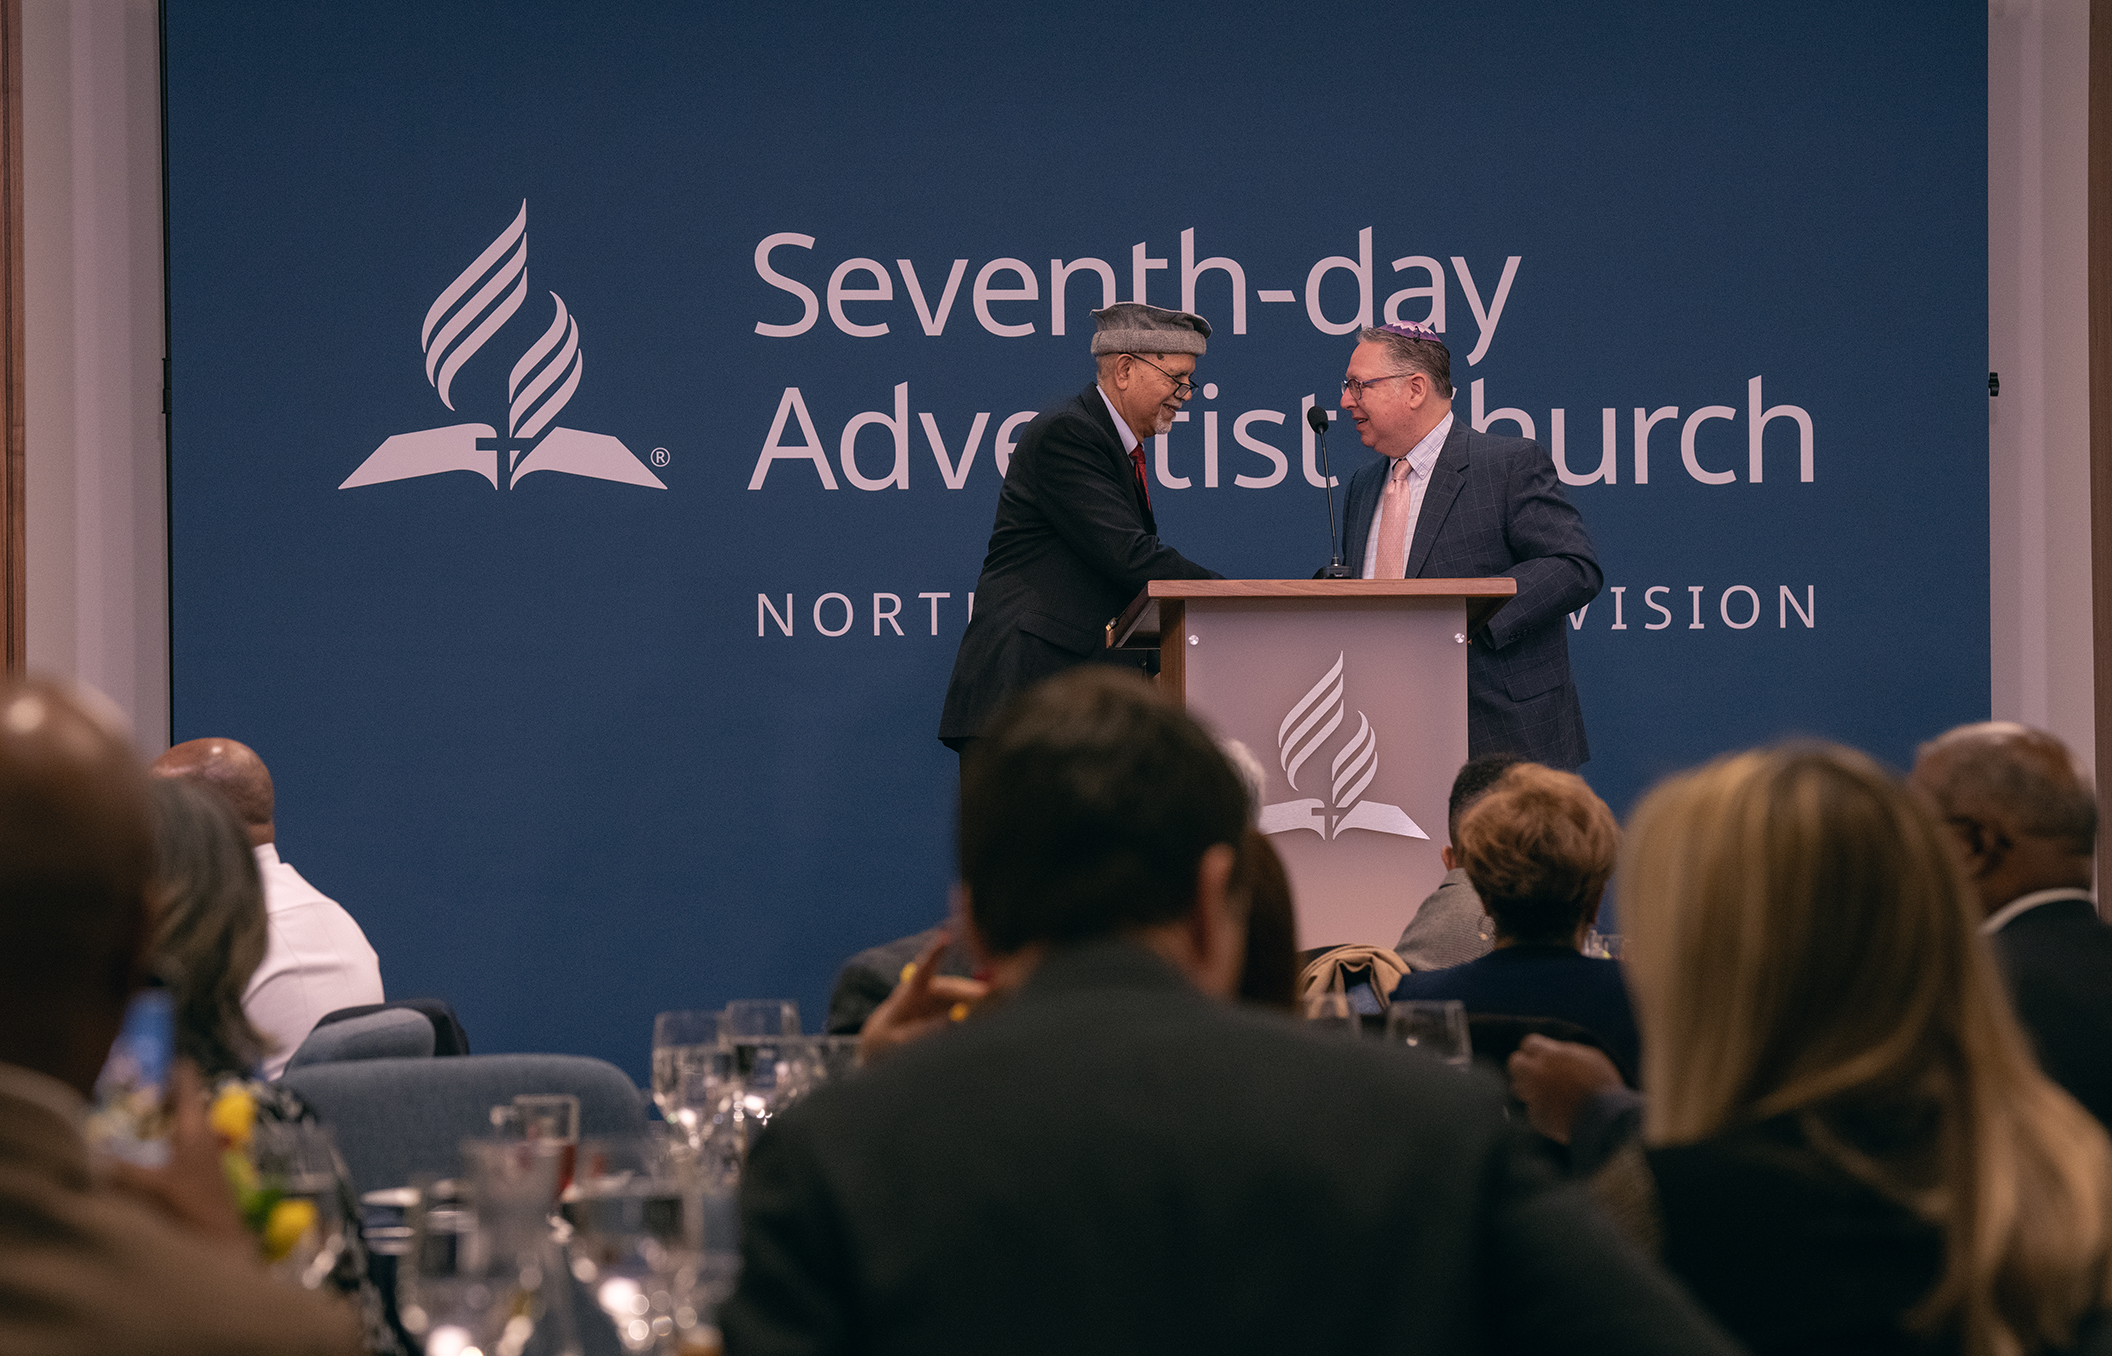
[1373,457,1414,579]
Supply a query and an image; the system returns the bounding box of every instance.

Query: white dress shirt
[1980,886,2097,936]
[1360,412,1454,579]
[1096,385,1141,455]
[244,844,385,1078]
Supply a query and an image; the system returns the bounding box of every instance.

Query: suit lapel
[1405,420,1470,578]
[1080,385,1156,532]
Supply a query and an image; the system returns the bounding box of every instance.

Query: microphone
[1309,405,1354,579]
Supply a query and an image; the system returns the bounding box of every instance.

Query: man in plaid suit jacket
[1338,324,1600,770]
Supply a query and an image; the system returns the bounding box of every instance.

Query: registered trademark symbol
[651,447,670,468]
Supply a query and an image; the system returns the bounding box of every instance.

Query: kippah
[1376,321,1447,348]
[1090,302,1211,356]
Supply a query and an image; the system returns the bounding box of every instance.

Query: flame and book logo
[340,202,666,492]
[1257,654,1427,841]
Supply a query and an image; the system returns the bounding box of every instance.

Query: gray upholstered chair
[282,1008,436,1072]
[279,1053,648,1196]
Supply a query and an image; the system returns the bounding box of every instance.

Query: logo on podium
[340,201,666,492]
[1258,653,1428,842]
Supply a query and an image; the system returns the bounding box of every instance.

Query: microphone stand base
[1312,564,1357,580]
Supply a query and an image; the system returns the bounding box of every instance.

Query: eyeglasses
[1341,372,1416,400]
[1126,353,1196,398]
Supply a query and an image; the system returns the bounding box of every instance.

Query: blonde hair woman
[1618,742,2112,1356]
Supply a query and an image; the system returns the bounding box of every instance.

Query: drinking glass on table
[1386,999,1473,1069]
[249,1121,348,1291]
[396,1188,546,1356]
[567,1137,734,1356]
[491,1093,580,1193]
[1304,991,1362,1037]
[652,1011,725,1123]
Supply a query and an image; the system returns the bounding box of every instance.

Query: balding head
[1909,721,2096,914]
[0,677,157,1093]
[151,737,274,846]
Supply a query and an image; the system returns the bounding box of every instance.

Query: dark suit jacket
[1391,944,1640,1083]
[1340,420,1601,769]
[721,940,1742,1356]
[1989,892,2112,1128]
[939,386,1219,742]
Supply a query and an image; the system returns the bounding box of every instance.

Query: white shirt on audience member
[244,844,384,1078]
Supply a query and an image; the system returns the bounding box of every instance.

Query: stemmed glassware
[396,1142,559,1356]
[567,1137,738,1356]
[249,1121,348,1291]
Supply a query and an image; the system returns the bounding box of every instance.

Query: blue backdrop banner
[164,1,1988,1079]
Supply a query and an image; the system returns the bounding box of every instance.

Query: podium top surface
[1109,577,1518,648]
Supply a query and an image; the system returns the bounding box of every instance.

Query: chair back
[284,1008,435,1071]
[312,998,472,1056]
[280,1053,647,1196]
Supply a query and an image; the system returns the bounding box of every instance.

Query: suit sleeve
[1029,411,1221,590]
[717,1119,856,1356]
[1483,445,1602,652]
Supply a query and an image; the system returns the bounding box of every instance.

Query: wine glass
[250,1121,348,1291]
[652,1011,724,1123]
[396,1188,545,1356]
[566,1137,735,1355]
[1386,999,1473,1069]
[490,1094,580,1194]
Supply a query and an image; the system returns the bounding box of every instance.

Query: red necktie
[1129,443,1152,512]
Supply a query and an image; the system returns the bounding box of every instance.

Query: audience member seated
[1394,753,1520,970]
[1235,828,1298,1010]
[1388,763,1638,1079]
[0,676,360,1356]
[824,926,977,1035]
[720,668,1741,1355]
[1911,721,2112,1128]
[147,776,404,1355]
[1610,741,2112,1356]
[151,738,384,1077]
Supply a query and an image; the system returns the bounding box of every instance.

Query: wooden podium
[1110,579,1517,948]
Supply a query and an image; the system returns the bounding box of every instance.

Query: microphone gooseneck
[1309,405,1354,579]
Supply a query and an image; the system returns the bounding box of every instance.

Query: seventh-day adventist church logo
[340,202,666,492]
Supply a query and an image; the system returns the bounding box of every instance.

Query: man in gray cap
[938,303,1223,751]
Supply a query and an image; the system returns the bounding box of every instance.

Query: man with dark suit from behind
[0,676,360,1356]
[723,668,1741,1356]
[1337,323,1601,769]
[1911,721,2112,1127]
[937,303,1222,752]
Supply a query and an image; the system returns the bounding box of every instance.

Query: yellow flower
[262,1198,317,1262]
[209,1086,256,1149]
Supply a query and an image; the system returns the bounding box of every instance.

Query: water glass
[396,1193,544,1356]
[490,1093,580,1193]
[722,1000,800,1039]
[566,1138,736,1355]
[1304,991,1361,1037]
[1582,930,1624,960]
[1386,999,1473,1069]
[652,1011,724,1121]
[250,1121,347,1291]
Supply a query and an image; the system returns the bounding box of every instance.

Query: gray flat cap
[1089,302,1210,356]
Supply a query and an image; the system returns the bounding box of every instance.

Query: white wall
[21,0,167,752]
[1988,0,2094,768]
[12,2,2094,768]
